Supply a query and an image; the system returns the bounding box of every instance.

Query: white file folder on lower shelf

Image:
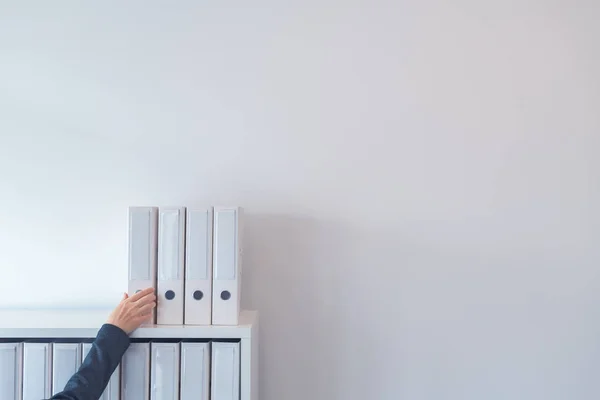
[180,342,210,400]
[52,343,82,395]
[0,343,22,400]
[212,207,243,325]
[82,342,120,400]
[128,206,159,324]
[22,343,51,400]
[184,208,213,325]
[157,207,186,325]
[211,341,240,400]
[150,342,180,400]
[122,342,150,400]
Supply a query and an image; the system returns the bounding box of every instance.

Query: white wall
[1,1,599,399]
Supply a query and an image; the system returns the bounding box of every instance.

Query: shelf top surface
[0,309,257,339]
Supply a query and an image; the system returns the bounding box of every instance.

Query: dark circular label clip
[220,290,231,300]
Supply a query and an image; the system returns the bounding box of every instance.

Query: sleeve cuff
[96,323,130,356]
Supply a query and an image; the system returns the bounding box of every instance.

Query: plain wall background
[1,1,599,399]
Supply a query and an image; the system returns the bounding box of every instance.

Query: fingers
[134,313,153,325]
[137,302,156,315]
[106,288,157,333]
[128,287,155,302]
[133,292,156,309]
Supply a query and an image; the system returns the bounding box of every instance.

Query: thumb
[122,292,129,301]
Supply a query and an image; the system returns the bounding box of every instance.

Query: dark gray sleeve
[47,324,130,400]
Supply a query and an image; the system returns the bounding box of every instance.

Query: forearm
[48,323,130,400]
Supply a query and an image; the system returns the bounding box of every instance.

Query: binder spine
[184,208,214,325]
[157,207,186,325]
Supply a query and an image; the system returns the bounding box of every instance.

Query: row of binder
[129,206,243,326]
[0,340,240,400]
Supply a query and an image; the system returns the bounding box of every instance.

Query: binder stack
[127,205,244,326]
[124,203,245,399]
[2,339,240,400]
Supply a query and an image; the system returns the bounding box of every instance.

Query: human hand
[106,287,156,334]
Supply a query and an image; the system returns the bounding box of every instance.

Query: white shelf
[0,309,257,339]
[0,308,259,400]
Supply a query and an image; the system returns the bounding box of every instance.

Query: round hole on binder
[165,290,175,300]
[193,290,203,300]
[220,290,231,300]
[135,290,141,293]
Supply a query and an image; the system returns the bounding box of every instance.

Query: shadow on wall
[240,214,409,400]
